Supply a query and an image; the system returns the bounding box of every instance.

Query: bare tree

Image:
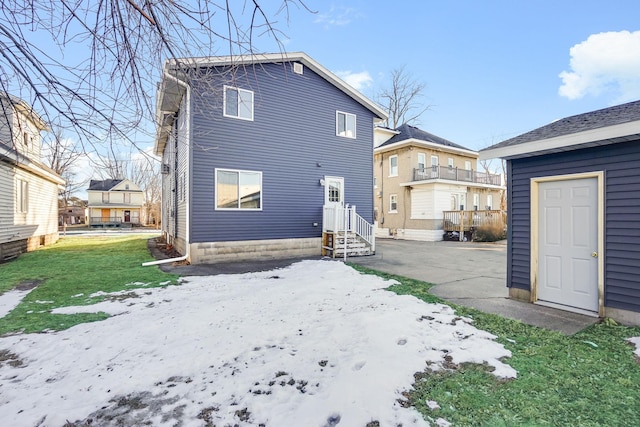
[130,156,161,226]
[42,128,87,208]
[378,65,431,128]
[0,1,312,151]
[479,157,507,210]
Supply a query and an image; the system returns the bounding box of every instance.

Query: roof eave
[374,138,479,157]
[165,52,389,121]
[480,120,640,160]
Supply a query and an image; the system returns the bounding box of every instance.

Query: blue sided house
[481,100,640,325]
[154,52,388,264]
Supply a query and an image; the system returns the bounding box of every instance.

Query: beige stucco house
[87,179,143,227]
[374,124,505,241]
[0,94,65,261]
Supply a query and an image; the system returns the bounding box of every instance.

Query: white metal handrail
[322,204,375,253]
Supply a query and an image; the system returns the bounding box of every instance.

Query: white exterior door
[324,176,344,206]
[537,177,599,312]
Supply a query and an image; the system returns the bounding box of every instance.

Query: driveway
[350,238,597,335]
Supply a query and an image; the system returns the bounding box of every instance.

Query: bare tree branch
[378,65,432,128]
[0,0,313,157]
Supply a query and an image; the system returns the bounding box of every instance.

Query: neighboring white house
[87,179,143,227]
[0,94,65,261]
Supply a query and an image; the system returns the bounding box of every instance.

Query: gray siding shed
[481,99,640,320]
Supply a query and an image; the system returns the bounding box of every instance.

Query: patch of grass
[354,266,640,426]
[0,235,178,335]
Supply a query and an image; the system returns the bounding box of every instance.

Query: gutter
[143,70,191,266]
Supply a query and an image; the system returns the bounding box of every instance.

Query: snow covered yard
[0,260,518,427]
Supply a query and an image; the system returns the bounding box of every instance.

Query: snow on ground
[0,260,517,427]
[0,288,35,318]
[628,337,640,359]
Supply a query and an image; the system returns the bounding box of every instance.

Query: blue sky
[259,0,640,152]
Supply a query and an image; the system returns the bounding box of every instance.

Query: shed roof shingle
[486,100,640,150]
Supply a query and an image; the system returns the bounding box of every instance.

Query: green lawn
[351,264,640,427]
[0,235,178,335]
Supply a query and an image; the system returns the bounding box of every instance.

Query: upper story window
[224,86,254,121]
[464,160,472,170]
[336,111,356,138]
[448,158,454,168]
[23,132,29,146]
[102,192,109,203]
[215,168,262,210]
[417,153,426,170]
[389,155,398,177]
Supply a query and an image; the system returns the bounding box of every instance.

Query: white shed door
[538,177,598,312]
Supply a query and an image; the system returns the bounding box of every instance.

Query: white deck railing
[322,204,375,253]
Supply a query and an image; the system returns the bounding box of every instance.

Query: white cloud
[335,70,373,91]
[314,6,359,28]
[559,30,640,102]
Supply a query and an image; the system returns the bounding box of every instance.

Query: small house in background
[0,93,65,261]
[154,52,387,263]
[480,100,640,325]
[374,124,505,242]
[87,179,143,228]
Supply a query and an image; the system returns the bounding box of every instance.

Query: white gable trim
[480,120,640,160]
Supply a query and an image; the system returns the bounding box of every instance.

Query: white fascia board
[165,52,389,121]
[480,120,640,160]
[374,138,479,157]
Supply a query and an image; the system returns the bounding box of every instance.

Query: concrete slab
[350,238,598,335]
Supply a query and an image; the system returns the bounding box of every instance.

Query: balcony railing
[413,166,501,186]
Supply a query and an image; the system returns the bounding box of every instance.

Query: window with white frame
[417,153,426,170]
[389,194,398,212]
[430,155,439,178]
[473,193,480,211]
[224,86,254,120]
[215,169,262,210]
[16,178,28,213]
[336,111,356,138]
[487,194,493,210]
[389,155,398,176]
[448,158,454,168]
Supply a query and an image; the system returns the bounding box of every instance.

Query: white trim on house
[529,171,605,317]
[214,168,263,211]
[336,111,356,139]
[388,155,398,177]
[223,85,254,121]
[374,138,479,158]
[164,52,388,121]
[480,120,640,160]
[389,194,398,213]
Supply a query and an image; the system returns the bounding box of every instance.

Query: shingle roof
[88,179,123,191]
[378,124,472,151]
[486,99,640,150]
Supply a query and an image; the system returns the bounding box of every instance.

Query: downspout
[143,71,191,266]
